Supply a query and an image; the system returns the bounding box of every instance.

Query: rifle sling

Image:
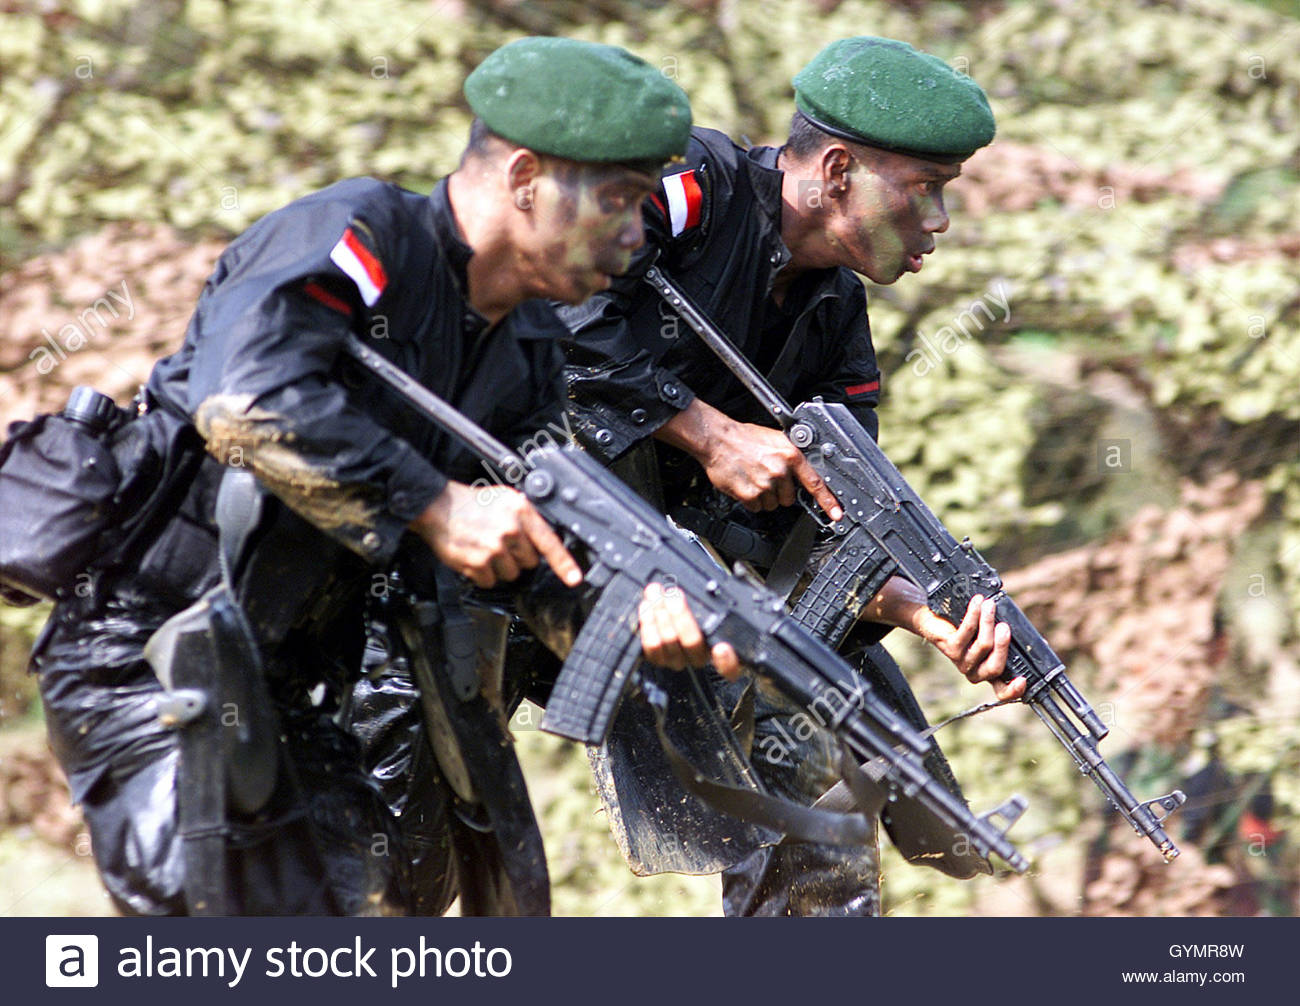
[641,685,874,847]
[764,512,821,602]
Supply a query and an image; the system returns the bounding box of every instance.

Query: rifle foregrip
[540,576,644,746]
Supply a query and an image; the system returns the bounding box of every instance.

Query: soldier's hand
[866,577,1025,701]
[657,399,842,520]
[701,417,842,519]
[638,582,741,680]
[410,481,583,589]
[912,595,1025,701]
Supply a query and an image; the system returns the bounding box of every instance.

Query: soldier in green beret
[557,36,1021,915]
[32,35,733,918]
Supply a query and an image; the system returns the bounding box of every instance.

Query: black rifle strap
[212,472,280,817]
[669,505,780,568]
[764,512,821,602]
[641,682,875,847]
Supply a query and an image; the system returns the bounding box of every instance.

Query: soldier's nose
[925,199,950,234]
[619,215,646,248]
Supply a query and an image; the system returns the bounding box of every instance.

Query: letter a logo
[45,935,98,987]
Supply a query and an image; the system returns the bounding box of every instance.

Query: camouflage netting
[1,0,1297,915]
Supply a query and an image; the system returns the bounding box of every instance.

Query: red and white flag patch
[329,227,388,307]
[661,170,703,237]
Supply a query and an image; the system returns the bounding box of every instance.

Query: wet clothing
[559,127,936,917]
[33,177,567,915]
[149,177,565,562]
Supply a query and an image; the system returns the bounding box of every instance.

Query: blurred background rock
[1,0,1297,916]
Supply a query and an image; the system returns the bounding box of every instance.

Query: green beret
[464,37,691,165]
[793,37,995,163]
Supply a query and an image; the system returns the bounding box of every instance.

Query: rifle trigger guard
[796,488,845,534]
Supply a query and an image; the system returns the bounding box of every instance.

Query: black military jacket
[149,177,566,565]
[560,127,882,463]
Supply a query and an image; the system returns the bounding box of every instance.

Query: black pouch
[0,391,129,601]
[0,387,203,603]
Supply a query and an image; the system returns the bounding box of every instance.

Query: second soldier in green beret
[557,36,1020,916]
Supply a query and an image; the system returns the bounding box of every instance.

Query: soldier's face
[835,151,959,284]
[529,161,659,303]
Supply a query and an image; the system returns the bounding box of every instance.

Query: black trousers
[34,582,402,916]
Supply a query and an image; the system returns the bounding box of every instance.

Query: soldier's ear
[505,148,541,210]
[821,144,854,199]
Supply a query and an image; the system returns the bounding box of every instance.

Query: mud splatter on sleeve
[196,379,445,564]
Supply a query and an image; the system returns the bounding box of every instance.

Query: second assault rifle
[342,334,1030,873]
[644,265,1188,862]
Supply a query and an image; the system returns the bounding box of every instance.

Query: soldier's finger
[952,595,982,652]
[712,641,742,681]
[775,473,797,508]
[966,599,997,671]
[791,452,843,522]
[465,563,497,589]
[664,588,708,665]
[981,621,1012,680]
[646,584,688,670]
[992,675,1027,702]
[505,531,541,569]
[490,553,521,583]
[638,585,666,663]
[522,505,582,586]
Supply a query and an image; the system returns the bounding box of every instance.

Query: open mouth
[906,245,935,273]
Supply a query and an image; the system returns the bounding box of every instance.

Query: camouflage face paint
[840,152,954,284]
[848,164,914,282]
[532,162,653,303]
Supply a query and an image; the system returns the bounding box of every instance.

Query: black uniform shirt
[149,177,566,565]
[560,126,882,462]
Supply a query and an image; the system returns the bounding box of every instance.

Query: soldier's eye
[600,192,634,213]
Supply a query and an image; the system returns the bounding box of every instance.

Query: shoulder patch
[329,224,388,307]
[660,169,704,237]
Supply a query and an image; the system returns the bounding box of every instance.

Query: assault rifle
[342,334,1030,873]
[644,265,1188,862]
